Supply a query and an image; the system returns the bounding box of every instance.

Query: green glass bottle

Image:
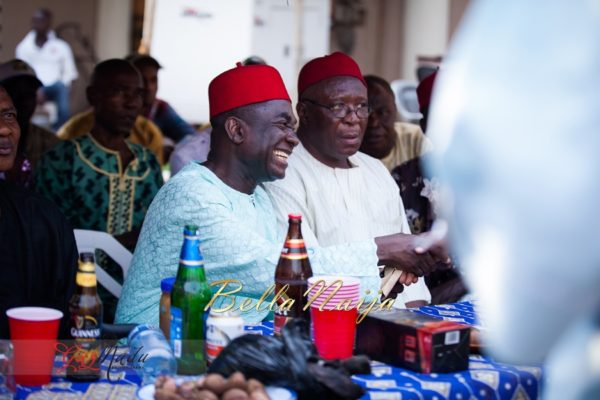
[170,225,213,375]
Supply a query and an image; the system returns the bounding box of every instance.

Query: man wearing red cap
[117,63,393,324]
[265,52,450,308]
[416,71,437,132]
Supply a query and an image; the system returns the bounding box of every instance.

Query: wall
[331,0,469,83]
[401,0,449,81]
[95,0,133,61]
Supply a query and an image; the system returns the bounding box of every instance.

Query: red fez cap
[416,71,438,113]
[209,63,291,118]
[297,52,366,96]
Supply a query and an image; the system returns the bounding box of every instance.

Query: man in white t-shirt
[265,52,450,308]
[16,8,78,130]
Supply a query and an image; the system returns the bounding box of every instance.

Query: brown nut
[222,388,250,400]
[178,380,197,398]
[226,372,247,391]
[155,387,185,400]
[195,376,206,388]
[246,379,264,393]
[249,389,271,400]
[193,389,219,400]
[203,373,228,395]
[161,377,178,394]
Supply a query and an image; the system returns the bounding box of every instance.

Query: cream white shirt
[16,31,78,86]
[380,122,433,171]
[265,142,431,306]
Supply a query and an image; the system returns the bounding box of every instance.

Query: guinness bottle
[67,252,103,381]
[274,214,313,335]
[170,225,212,374]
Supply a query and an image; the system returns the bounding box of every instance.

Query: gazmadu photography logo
[55,342,149,381]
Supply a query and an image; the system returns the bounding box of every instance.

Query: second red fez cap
[209,63,291,118]
[297,52,366,96]
[416,71,438,113]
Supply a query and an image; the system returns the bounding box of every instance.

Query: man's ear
[296,101,309,125]
[224,116,245,145]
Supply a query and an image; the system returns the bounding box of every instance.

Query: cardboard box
[355,309,470,373]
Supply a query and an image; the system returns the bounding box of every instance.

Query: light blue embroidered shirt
[116,163,380,325]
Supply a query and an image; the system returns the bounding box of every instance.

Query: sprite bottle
[170,225,212,374]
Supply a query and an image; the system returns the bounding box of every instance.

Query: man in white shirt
[16,8,78,130]
[265,52,449,308]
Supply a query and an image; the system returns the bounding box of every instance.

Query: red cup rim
[308,276,361,287]
[6,307,63,321]
[308,289,361,297]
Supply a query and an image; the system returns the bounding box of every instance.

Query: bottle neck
[286,220,303,241]
[75,270,98,294]
[177,235,207,280]
[281,219,308,259]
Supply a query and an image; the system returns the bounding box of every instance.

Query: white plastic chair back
[73,229,133,298]
[390,79,423,124]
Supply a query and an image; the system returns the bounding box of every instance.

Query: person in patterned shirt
[35,59,163,321]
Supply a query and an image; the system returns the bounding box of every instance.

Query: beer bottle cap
[79,252,95,263]
[288,213,302,220]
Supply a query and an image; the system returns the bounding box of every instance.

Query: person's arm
[60,42,78,85]
[159,102,197,142]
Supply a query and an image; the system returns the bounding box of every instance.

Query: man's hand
[375,233,439,277]
[414,219,451,266]
[380,268,420,300]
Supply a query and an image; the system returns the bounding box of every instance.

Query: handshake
[376,220,452,300]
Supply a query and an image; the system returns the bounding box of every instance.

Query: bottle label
[170,307,183,358]
[205,314,244,364]
[75,271,97,287]
[70,315,101,339]
[280,239,308,260]
[178,260,204,268]
[68,314,102,376]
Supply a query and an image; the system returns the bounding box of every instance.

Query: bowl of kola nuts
[137,372,295,400]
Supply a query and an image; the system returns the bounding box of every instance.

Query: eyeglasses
[302,98,371,119]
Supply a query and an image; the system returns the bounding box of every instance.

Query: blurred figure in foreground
[426,1,600,399]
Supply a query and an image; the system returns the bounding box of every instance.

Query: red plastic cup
[6,307,63,386]
[310,306,358,360]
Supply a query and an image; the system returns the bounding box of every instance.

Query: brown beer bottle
[274,214,313,335]
[67,252,103,381]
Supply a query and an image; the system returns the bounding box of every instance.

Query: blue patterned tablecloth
[16,302,542,400]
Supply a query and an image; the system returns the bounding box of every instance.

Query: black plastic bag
[208,319,369,399]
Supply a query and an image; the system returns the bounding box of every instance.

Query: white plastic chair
[390,79,423,124]
[73,229,133,298]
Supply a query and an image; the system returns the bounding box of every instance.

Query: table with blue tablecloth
[16,302,542,400]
